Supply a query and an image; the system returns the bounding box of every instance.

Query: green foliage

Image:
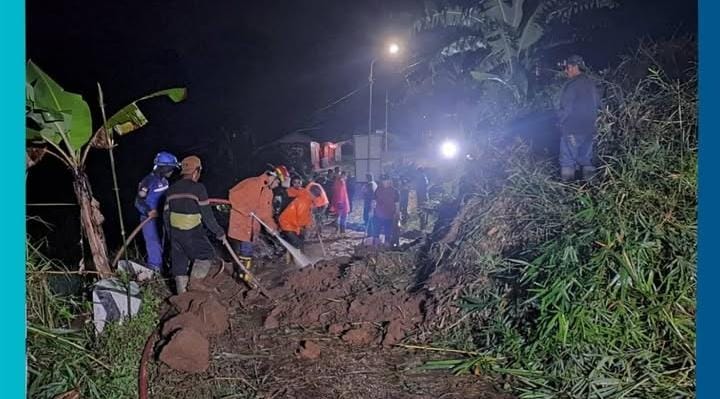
[26,60,187,167]
[426,49,696,398]
[412,0,618,101]
[26,60,93,158]
[27,239,164,399]
[104,88,187,136]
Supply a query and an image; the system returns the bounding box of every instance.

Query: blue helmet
[153,151,179,169]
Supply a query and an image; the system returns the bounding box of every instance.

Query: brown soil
[149,235,515,399]
[159,328,210,373]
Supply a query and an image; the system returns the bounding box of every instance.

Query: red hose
[138,329,159,399]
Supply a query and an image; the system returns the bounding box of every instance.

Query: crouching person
[164,155,227,294]
[278,185,323,262]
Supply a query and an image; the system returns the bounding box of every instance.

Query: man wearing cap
[557,54,602,181]
[227,166,288,281]
[164,156,227,294]
[134,151,179,273]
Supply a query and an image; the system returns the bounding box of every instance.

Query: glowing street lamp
[440,140,459,159]
[388,43,400,55]
[368,42,400,141]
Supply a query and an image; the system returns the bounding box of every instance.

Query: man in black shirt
[164,155,227,294]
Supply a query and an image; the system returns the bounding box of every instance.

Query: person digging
[227,165,289,282]
[278,185,323,263]
[164,155,227,294]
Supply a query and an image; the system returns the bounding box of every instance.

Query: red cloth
[331,177,350,216]
[373,186,399,219]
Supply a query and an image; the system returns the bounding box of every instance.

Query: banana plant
[26,60,186,277]
[413,0,618,102]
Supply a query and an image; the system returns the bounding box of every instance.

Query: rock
[341,325,377,346]
[162,295,229,337]
[295,340,321,359]
[381,320,405,347]
[159,328,210,373]
[328,323,348,335]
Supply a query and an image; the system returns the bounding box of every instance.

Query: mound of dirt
[159,328,210,373]
[163,292,229,337]
[158,269,233,373]
[262,256,432,346]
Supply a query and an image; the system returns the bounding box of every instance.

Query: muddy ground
[148,228,514,399]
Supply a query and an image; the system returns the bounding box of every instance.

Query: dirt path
[149,231,514,399]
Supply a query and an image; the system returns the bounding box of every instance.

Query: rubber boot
[238,256,253,282]
[581,166,596,181]
[190,259,212,279]
[175,276,188,294]
[560,166,575,182]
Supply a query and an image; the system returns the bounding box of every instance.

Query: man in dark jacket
[164,156,227,294]
[557,55,602,181]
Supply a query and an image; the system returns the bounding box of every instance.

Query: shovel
[249,212,313,268]
[221,238,273,300]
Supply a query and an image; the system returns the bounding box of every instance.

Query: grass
[27,239,164,399]
[422,44,696,398]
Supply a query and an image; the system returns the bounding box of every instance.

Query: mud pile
[263,253,432,347]
[158,274,233,373]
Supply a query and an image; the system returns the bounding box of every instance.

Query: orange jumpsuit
[228,174,278,242]
[279,189,315,235]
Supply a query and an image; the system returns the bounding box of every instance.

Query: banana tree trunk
[72,168,112,277]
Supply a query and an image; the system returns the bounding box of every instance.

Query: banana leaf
[26,60,92,153]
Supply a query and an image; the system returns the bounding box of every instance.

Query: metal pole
[368,58,376,179]
[384,89,389,152]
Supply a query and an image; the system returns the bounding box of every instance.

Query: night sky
[26,0,697,255]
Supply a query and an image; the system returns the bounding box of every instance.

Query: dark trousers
[229,238,254,257]
[170,227,216,277]
[282,231,304,249]
[371,216,394,239]
[363,200,373,225]
[559,134,594,168]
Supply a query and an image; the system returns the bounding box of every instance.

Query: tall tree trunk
[72,168,112,277]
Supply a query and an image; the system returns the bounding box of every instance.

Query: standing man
[164,156,226,294]
[227,166,289,280]
[331,171,350,235]
[557,55,602,181]
[371,174,400,246]
[362,173,378,227]
[134,151,179,273]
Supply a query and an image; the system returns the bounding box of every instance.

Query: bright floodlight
[388,43,400,55]
[441,140,459,158]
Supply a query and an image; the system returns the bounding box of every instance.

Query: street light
[368,42,400,155]
[440,140,459,159]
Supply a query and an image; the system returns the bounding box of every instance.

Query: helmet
[153,151,179,169]
[271,165,290,184]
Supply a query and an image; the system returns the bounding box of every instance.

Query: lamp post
[367,42,400,166]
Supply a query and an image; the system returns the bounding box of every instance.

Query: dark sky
[26,0,696,253]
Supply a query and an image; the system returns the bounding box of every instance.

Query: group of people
[360,167,430,246]
[135,155,329,294]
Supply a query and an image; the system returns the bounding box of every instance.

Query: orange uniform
[288,183,328,208]
[228,174,278,242]
[279,189,315,235]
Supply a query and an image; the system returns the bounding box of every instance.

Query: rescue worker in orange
[289,175,328,239]
[227,165,290,280]
[279,185,324,256]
